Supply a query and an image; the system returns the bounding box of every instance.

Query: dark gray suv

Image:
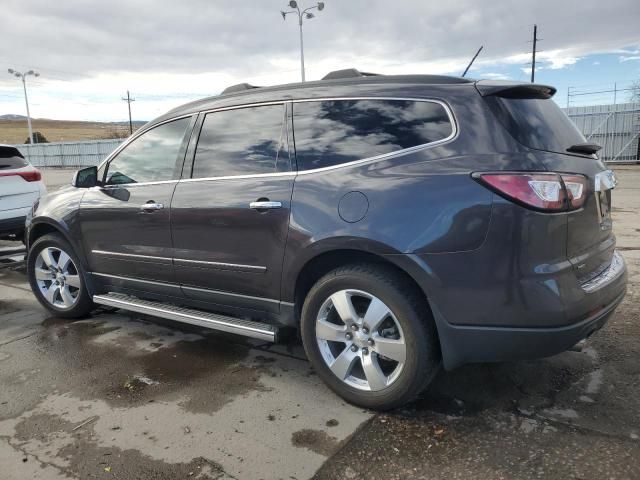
[25,69,627,410]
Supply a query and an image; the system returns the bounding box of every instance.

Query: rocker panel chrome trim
[93,293,277,342]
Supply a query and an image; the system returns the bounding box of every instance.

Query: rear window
[0,146,28,170]
[485,96,587,155]
[292,99,453,171]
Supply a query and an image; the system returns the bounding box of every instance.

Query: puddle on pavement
[11,412,230,479]
[291,428,340,457]
[15,313,279,414]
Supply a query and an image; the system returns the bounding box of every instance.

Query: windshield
[485,96,588,155]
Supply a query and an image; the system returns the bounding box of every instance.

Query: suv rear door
[80,116,194,294]
[481,84,615,280]
[170,103,294,313]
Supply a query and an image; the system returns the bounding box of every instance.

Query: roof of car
[161,69,475,121]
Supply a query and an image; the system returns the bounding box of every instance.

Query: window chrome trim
[90,272,280,304]
[92,249,266,272]
[95,96,457,186]
[182,96,457,183]
[98,179,180,189]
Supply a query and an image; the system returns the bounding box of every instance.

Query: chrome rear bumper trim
[581,250,625,293]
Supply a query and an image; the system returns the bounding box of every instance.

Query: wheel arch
[290,247,442,348]
[28,219,88,268]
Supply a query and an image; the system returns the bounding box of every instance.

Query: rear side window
[485,96,587,155]
[192,104,289,178]
[0,146,28,170]
[292,99,453,171]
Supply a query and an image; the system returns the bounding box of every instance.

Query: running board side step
[93,292,278,342]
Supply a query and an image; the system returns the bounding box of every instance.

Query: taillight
[474,172,587,212]
[0,168,42,182]
[560,174,588,209]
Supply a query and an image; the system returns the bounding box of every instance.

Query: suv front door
[171,104,294,313]
[80,116,194,295]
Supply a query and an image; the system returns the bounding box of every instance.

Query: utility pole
[531,24,538,83]
[7,69,39,144]
[121,90,135,135]
[280,1,325,82]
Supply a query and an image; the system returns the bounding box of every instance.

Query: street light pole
[298,14,305,82]
[8,69,40,144]
[281,1,325,82]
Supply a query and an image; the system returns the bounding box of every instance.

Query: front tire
[300,263,440,410]
[27,233,94,318]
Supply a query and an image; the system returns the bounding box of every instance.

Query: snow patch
[586,369,604,395]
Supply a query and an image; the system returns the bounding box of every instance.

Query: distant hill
[0,116,147,144]
[0,114,28,121]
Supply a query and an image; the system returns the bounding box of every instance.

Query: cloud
[481,72,512,80]
[620,56,640,62]
[0,0,639,120]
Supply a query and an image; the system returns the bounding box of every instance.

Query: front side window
[192,104,289,179]
[292,99,453,171]
[104,117,191,185]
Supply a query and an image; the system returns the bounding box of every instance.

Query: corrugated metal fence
[562,102,640,163]
[15,139,124,168]
[11,103,640,167]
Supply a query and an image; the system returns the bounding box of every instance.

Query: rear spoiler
[475,80,556,99]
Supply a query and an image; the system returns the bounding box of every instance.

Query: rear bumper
[434,287,625,370]
[386,248,628,370]
[0,215,27,235]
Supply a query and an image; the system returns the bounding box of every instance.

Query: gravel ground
[315,166,640,480]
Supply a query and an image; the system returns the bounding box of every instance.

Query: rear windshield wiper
[567,143,601,155]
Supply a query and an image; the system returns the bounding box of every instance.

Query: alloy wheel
[34,247,82,309]
[315,289,406,391]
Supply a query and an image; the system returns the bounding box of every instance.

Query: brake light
[0,168,42,182]
[474,172,587,212]
[560,174,588,209]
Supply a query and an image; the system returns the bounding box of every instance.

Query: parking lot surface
[1,167,639,479]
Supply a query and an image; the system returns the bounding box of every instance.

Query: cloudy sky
[1,0,639,121]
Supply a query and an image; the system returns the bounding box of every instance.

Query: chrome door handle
[140,202,164,211]
[249,201,282,210]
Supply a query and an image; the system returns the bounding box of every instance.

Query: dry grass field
[0,119,140,144]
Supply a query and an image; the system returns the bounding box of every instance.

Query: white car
[0,145,46,241]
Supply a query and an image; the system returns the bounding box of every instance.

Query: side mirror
[72,166,98,188]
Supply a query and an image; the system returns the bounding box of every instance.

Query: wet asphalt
[0,167,639,479]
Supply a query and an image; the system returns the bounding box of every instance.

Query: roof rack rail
[322,68,381,80]
[221,83,261,95]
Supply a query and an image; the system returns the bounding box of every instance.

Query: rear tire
[27,233,94,318]
[300,263,440,410]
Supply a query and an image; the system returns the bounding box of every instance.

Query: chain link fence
[562,103,640,164]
